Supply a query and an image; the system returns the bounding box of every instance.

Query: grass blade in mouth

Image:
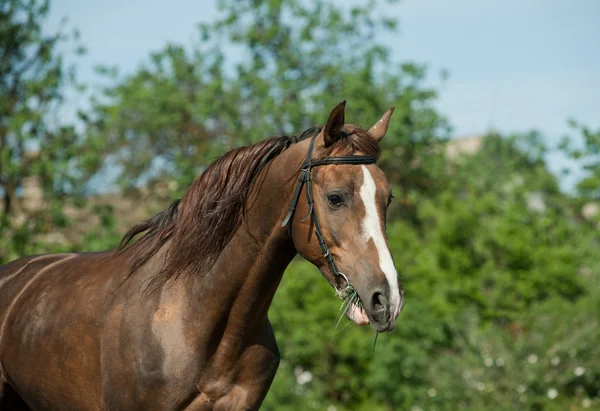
[335,288,382,356]
[372,332,379,355]
[335,286,362,328]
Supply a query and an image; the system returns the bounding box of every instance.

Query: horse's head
[287,101,404,332]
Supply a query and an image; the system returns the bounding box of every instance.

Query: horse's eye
[327,194,344,207]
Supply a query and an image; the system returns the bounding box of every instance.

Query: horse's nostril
[371,292,388,316]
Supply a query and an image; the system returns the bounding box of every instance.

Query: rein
[282,135,377,292]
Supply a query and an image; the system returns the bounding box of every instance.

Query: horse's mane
[116,125,380,292]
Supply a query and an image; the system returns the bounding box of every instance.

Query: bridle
[282,134,377,292]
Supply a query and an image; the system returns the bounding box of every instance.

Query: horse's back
[0,254,70,324]
[0,251,118,410]
[0,252,113,322]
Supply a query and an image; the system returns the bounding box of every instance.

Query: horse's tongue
[349,304,370,326]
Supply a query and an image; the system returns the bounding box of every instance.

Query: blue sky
[46,0,600,188]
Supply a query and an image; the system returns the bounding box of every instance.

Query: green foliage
[560,120,600,202]
[409,134,587,319]
[0,0,112,263]
[422,294,600,411]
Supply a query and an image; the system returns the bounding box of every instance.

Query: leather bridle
[282,134,378,292]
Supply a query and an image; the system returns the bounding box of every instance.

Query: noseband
[282,135,377,292]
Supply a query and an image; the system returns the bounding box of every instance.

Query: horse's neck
[177,142,303,350]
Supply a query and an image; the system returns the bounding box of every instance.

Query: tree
[0,0,103,262]
[560,120,600,202]
[85,0,450,204]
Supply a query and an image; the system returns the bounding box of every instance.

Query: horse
[0,101,404,410]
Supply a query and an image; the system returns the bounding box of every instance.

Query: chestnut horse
[0,101,403,410]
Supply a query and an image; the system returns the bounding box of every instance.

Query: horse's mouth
[337,287,394,330]
[337,286,370,327]
[347,303,369,326]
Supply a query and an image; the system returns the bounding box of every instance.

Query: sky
[45,0,600,188]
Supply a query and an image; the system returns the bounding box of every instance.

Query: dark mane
[117,125,380,292]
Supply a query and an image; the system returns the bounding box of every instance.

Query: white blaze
[359,166,400,315]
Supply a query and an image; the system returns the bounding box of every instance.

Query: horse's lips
[348,304,370,326]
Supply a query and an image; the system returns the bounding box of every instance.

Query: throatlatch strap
[281,168,308,230]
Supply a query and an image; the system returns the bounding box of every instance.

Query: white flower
[427,388,437,397]
[517,384,527,394]
[582,398,592,408]
[527,354,538,364]
[411,407,423,411]
[575,367,586,376]
[297,371,313,385]
[484,357,493,367]
[476,382,485,391]
[551,356,560,366]
[462,370,471,379]
[327,406,337,411]
[547,388,558,400]
[496,358,505,367]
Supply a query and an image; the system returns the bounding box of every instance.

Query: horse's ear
[323,101,346,147]
[368,107,395,142]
